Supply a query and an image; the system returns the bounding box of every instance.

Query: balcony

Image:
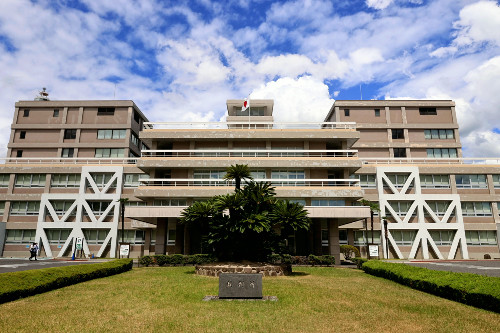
[134,178,364,199]
[143,121,356,130]
[125,205,370,225]
[1,157,138,165]
[138,149,361,171]
[361,157,500,165]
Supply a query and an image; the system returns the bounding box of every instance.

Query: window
[354,231,381,245]
[153,199,187,206]
[393,148,406,157]
[234,106,265,116]
[419,107,437,115]
[424,129,454,139]
[344,109,350,117]
[97,129,126,139]
[426,148,457,158]
[425,201,451,216]
[389,201,414,216]
[391,230,417,245]
[420,175,450,188]
[167,229,176,246]
[358,174,376,188]
[62,148,74,158]
[250,170,266,179]
[455,175,487,188]
[492,175,500,188]
[271,170,305,179]
[23,109,30,117]
[131,133,139,146]
[141,143,149,151]
[15,174,46,187]
[97,107,115,115]
[46,229,71,245]
[95,148,124,158]
[321,219,328,247]
[83,229,109,245]
[461,202,492,216]
[429,230,456,245]
[20,131,26,139]
[133,111,140,123]
[53,109,59,117]
[271,146,304,157]
[0,201,5,215]
[392,129,404,139]
[124,173,149,187]
[10,201,40,215]
[281,198,307,205]
[5,229,36,244]
[339,229,348,245]
[125,201,147,206]
[51,174,81,187]
[374,109,380,117]
[311,199,345,206]
[64,129,77,139]
[386,174,410,187]
[0,174,10,187]
[87,201,111,215]
[465,230,497,246]
[51,201,76,215]
[90,173,116,188]
[193,170,226,179]
[16,150,23,158]
[118,230,145,245]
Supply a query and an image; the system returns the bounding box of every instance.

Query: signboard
[76,237,83,250]
[369,245,379,257]
[120,244,130,258]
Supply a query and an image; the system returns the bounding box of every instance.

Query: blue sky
[0,0,499,156]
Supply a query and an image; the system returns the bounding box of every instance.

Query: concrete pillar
[313,219,322,255]
[184,224,191,255]
[328,219,340,265]
[0,222,5,256]
[144,229,151,255]
[155,218,166,255]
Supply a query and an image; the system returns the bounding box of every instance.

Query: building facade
[1,97,499,261]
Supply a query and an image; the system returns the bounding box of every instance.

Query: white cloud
[365,0,393,10]
[429,46,458,58]
[251,76,333,122]
[453,1,500,47]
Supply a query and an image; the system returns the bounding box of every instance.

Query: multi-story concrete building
[1,96,499,261]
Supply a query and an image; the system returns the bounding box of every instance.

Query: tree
[180,180,311,261]
[223,164,253,190]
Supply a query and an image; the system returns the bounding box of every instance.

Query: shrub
[320,255,335,266]
[340,245,360,261]
[170,254,185,265]
[281,254,293,265]
[291,256,309,265]
[267,254,282,264]
[154,255,169,266]
[139,255,153,267]
[0,259,132,304]
[308,255,321,266]
[352,257,368,269]
[362,260,500,313]
[141,254,216,266]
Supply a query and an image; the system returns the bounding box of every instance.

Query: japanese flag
[241,98,250,111]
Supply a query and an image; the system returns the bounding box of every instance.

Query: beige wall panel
[66,108,80,124]
[357,149,389,158]
[48,188,79,194]
[194,141,229,148]
[16,109,62,124]
[405,107,454,124]
[13,129,60,143]
[77,148,95,157]
[457,189,491,195]
[309,169,327,178]
[408,129,425,142]
[462,216,496,223]
[339,109,386,123]
[172,142,190,150]
[232,141,267,148]
[79,130,99,143]
[171,169,188,178]
[81,108,129,124]
[389,108,403,123]
[421,188,453,194]
[308,142,326,150]
[12,188,44,195]
[12,148,58,157]
[271,141,304,148]
[360,130,388,142]
[409,149,428,157]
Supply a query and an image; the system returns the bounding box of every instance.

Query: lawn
[0,267,498,332]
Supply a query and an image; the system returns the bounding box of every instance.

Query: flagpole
[248,97,250,129]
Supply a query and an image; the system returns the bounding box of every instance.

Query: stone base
[195,262,291,277]
[202,295,278,301]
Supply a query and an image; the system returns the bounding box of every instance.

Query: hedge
[362,260,500,313]
[139,254,217,267]
[267,254,335,266]
[0,259,133,304]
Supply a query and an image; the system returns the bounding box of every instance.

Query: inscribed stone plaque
[218,273,263,299]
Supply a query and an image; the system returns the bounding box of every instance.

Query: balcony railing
[139,178,360,187]
[361,157,500,165]
[141,149,358,158]
[143,121,356,130]
[1,157,139,165]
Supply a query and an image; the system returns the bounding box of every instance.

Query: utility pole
[117,198,129,257]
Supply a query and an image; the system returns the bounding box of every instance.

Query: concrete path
[405,260,500,278]
[0,258,102,274]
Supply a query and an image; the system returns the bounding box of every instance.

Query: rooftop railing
[1,157,139,165]
[143,121,356,130]
[141,149,358,158]
[139,178,360,187]
[361,157,500,165]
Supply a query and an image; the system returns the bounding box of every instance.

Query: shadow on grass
[289,271,309,277]
[184,270,196,275]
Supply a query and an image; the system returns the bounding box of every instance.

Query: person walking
[29,242,39,261]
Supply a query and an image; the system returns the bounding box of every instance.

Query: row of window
[356,174,500,189]
[387,201,496,217]
[0,173,149,188]
[343,107,438,117]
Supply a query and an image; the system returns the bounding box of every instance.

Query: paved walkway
[405,260,500,277]
[0,258,101,274]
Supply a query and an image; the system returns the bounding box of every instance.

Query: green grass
[0,267,499,332]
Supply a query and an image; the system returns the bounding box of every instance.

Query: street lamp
[117,198,129,257]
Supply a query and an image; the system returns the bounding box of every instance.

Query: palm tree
[223,164,253,190]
